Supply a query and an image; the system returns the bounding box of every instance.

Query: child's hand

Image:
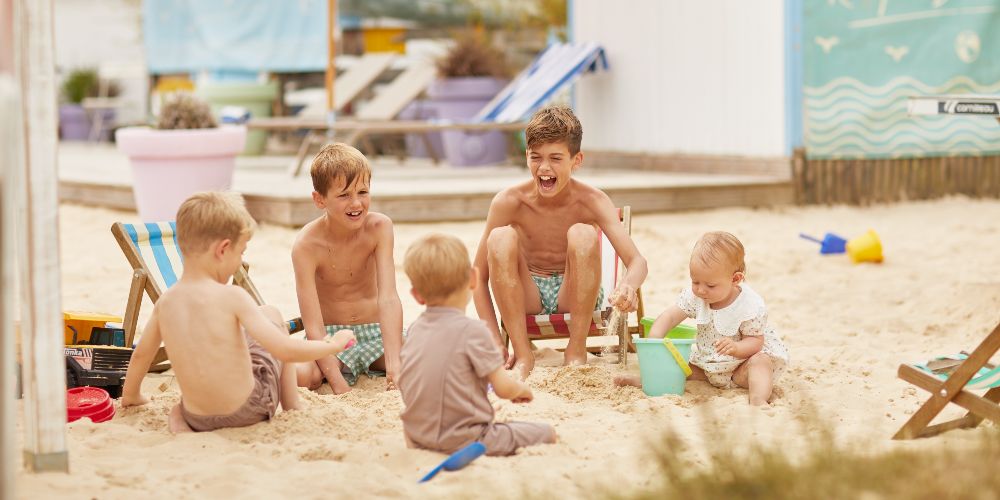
[609,284,638,312]
[512,383,533,403]
[713,338,738,357]
[328,329,356,351]
[121,392,150,407]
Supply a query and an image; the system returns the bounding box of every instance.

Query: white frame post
[1,0,18,493]
[15,0,68,472]
[0,76,19,500]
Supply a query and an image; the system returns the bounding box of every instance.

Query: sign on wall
[804,0,1000,158]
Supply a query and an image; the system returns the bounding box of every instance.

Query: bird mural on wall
[815,36,840,53]
[884,45,909,62]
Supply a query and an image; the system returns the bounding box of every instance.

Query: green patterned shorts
[531,274,605,315]
[325,323,384,385]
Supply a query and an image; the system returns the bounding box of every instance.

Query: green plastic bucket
[197,81,277,156]
[640,317,697,339]
[632,330,695,396]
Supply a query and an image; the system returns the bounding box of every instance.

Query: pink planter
[116,126,246,221]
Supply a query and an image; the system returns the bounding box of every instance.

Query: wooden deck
[57,143,793,226]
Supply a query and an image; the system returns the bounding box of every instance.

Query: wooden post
[0,74,19,500]
[323,0,337,141]
[15,0,68,472]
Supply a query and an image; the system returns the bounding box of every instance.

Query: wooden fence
[793,149,1000,205]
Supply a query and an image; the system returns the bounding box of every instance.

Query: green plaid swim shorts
[530,274,605,315]
[325,323,384,385]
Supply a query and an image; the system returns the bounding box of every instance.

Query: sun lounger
[250,41,609,176]
[498,207,644,365]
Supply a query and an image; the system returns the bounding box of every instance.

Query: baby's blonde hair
[404,233,471,302]
[691,231,746,275]
[176,191,257,256]
[310,143,371,196]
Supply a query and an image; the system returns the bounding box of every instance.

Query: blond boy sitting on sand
[615,232,789,405]
[293,144,404,394]
[473,106,648,378]
[121,192,356,432]
[399,233,556,456]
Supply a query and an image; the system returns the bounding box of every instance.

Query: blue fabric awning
[143,0,330,74]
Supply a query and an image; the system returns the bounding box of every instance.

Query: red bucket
[67,386,115,423]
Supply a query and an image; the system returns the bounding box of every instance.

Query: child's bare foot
[168,404,193,434]
[508,352,535,380]
[613,374,642,388]
[563,349,588,367]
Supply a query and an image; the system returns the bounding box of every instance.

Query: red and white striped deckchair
[499,206,644,364]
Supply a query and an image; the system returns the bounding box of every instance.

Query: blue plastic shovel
[418,441,487,483]
[799,232,847,254]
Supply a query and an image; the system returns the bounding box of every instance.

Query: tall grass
[626,411,1000,500]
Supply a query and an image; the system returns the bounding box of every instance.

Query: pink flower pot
[116,126,246,221]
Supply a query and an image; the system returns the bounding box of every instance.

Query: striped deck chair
[498,207,644,365]
[112,222,302,371]
[893,321,1000,439]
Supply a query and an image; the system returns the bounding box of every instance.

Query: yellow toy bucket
[846,229,883,263]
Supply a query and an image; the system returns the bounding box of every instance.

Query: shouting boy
[293,144,403,393]
[121,192,356,432]
[473,106,648,378]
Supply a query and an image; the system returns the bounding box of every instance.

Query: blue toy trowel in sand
[419,442,487,483]
[799,232,847,254]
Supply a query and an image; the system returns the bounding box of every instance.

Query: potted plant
[428,32,512,167]
[115,94,247,221]
[59,69,98,140]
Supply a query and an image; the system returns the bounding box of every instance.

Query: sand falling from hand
[601,308,625,357]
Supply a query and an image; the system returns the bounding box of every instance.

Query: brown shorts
[479,421,555,456]
[180,338,282,432]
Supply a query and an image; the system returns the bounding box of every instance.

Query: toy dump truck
[64,311,132,398]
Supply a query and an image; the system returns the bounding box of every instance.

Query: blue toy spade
[419,441,487,483]
[799,232,847,254]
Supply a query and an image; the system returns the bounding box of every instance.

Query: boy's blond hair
[691,231,746,274]
[404,233,471,302]
[310,143,372,196]
[176,191,257,256]
[525,105,583,155]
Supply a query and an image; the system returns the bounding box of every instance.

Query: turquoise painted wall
[804,0,1000,158]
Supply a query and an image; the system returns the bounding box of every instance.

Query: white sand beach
[15,196,1000,499]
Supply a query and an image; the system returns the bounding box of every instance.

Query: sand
[13,196,1000,498]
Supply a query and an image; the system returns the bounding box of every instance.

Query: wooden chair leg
[289,130,318,176]
[894,365,1000,439]
[122,270,146,348]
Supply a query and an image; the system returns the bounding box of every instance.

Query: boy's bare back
[152,281,260,416]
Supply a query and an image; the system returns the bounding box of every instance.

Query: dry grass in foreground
[622,413,1000,500]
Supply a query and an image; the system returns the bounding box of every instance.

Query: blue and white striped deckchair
[112,222,301,368]
[894,322,1000,439]
[475,41,608,124]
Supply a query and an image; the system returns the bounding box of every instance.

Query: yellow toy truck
[64,311,133,398]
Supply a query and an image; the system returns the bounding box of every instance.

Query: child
[293,143,404,394]
[399,233,556,456]
[615,232,789,405]
[472,106,647,378]
[121,192,356,432]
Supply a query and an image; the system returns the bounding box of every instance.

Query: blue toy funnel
[799,232,847,254]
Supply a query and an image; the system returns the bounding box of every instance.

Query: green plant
[436,32,510,79]
[157,94,217,130]
[61,69,98,104]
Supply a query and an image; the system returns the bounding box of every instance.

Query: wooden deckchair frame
[112,222,301,370]
[893,321,1000,439]
[498,206,645,365]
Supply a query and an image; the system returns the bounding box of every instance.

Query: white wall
[54,0,147,123]
[572,0,788,157]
